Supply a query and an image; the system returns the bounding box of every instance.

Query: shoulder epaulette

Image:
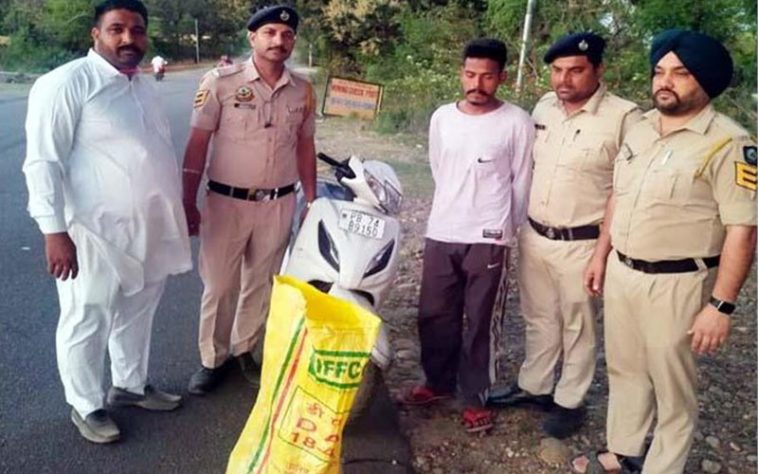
[213,63,245,78]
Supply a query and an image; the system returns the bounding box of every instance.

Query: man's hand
[583,255,607,297]
[687,304,731,354]
[44,232,78,280]
[184,201,201,236]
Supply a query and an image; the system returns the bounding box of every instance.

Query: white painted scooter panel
[284,197,401,308]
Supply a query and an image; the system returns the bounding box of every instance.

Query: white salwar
[23,50,192,417]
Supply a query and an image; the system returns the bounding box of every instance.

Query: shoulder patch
[743,145,757,165]
[735,162,757,191]
[193,89,210,108]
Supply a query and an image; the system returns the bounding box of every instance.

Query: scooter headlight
[317,220,340,271]
[364,240,395,278]
[364,170,402,215]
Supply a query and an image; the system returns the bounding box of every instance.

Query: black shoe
[542,404,586,439]
[188,365,227,395]
[236,352,261,387]
[487,383,554,411]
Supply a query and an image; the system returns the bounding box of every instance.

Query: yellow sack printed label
[227,276,380,474]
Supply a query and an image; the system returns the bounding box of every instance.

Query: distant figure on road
[22,0,191,444]
[216,54,233,68]
[182,5,316,395]
[401,38,534,434]
[151,54,167,81]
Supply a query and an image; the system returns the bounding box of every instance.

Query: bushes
[364,4,479,134]
[304,0,755,134]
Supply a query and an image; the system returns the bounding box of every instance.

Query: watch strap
[709,296,736,315]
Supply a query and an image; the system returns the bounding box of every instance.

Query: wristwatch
[709,296,736,315]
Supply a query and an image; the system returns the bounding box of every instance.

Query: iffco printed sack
[227,275,381,474]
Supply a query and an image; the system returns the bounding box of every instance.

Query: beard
[653,88,706,116]
[115,45,145,68]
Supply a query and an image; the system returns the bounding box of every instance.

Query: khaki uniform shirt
[611,105,757,261]
[529,85,642,227]
[190,60,316,189]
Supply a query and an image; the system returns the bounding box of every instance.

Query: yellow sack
[227,275,381,474]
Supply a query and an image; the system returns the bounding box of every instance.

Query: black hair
[463,38,508,71]
[94,0,148,26]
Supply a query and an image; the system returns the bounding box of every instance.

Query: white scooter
[282,152,403,417]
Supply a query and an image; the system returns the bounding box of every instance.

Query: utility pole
[516,0,537,95]
[194,18,200,64]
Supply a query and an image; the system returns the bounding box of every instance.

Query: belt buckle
[249,188,267,201]
[546,227,556,239]
[623,256,634,268]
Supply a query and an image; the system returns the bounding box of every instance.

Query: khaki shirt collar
[578,83,607,115]
[556,83,607,117]
[245,57,293,91]
[642,103,716,137]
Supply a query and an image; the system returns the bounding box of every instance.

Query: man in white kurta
[23,0,191,444]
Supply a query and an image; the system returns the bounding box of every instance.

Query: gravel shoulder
[315,117,757,474]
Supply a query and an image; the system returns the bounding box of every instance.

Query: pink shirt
[425,101,534,246]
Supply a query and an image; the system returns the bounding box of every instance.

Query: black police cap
[543,32,606,65]
[650,29,733,99]
[247,5,299,32]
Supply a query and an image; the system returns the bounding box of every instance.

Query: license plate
[339,210,386,239]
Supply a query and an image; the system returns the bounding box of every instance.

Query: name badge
[234,103,256,109]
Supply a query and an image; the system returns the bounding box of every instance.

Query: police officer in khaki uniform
[181,5,317,394]
[572,30,756,474]
[488,33,641,439]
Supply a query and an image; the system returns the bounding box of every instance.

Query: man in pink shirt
[403,38,534,433]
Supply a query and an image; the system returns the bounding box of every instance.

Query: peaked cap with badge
[247,5,299,32]
[543,32,606,65]
[650,29,733,99]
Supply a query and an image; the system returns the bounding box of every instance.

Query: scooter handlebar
[317,152,356,180]
[317,152,342,167]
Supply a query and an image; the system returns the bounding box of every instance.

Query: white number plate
[339,210,386,239]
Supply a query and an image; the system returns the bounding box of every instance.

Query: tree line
[0,0,755,132]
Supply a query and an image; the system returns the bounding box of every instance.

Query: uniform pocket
[644,167,696,203]
[218,106,256,141]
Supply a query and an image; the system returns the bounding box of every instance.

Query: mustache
[466,89,488,96]
[117,45,142,54]
[267,46,287,53]
[654,88,679,99]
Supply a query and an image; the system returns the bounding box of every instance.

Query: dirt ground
[315,117,757,474]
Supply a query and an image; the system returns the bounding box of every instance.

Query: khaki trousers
[197,191,295,368]
[516,223,598,409]
[605,252,717,474]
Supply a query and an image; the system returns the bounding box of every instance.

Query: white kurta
[23,50,192,416]
[24,49,192,294]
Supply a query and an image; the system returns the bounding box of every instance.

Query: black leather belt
[528,217,600,241]
[208,180,296,202]
[616,251,720,274]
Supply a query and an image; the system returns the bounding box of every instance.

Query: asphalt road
[0,67,409,474]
